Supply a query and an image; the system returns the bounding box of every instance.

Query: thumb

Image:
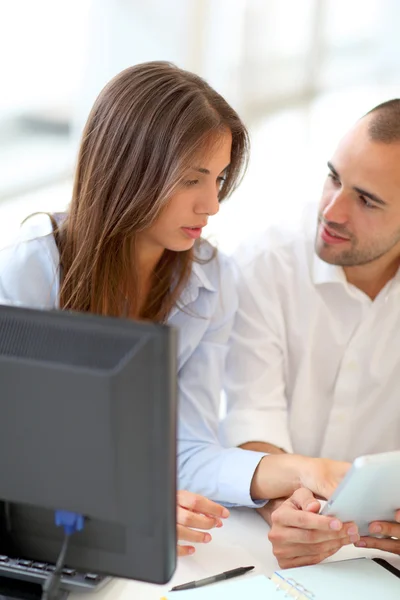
[291,487,321,512]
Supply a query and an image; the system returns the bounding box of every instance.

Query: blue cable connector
[54,510,84,535]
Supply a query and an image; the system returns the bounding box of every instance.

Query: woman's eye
[217,176,226,188]
[183,179,199,187]
[328,173,340,185]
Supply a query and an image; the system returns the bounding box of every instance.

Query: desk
[71,508,400,600]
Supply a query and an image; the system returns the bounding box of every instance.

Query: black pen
[170,565,254,592]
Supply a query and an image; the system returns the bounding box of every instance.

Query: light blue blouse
[0,214,265,506]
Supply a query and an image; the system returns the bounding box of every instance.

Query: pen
[169,565,255,592]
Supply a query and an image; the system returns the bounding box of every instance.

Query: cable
[41,532,70,600]
[41,511,84,600]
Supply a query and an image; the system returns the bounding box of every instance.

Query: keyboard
[0,554,110,594]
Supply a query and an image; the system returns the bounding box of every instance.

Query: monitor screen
[0,305,177,585]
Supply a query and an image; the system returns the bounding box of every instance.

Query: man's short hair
[366,99,400,143]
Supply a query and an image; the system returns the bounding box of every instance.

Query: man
[223,99,400,567]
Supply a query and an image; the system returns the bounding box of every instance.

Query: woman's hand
[176,490,229,556]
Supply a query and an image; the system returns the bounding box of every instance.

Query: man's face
[315,116,400,268]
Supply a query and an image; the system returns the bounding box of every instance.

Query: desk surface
[71,508,400,600]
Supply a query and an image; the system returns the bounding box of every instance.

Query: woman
[0,62,349,557]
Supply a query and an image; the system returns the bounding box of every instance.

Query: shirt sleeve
[177,255,268,508]
[221,251,294,454]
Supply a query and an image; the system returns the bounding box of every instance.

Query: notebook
[162,558,400,599]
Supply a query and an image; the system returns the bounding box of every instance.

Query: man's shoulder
[234,224,314,273]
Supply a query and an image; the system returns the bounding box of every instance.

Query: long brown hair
[56,61,249,321]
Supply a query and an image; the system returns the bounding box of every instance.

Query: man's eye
[360,196,376,209]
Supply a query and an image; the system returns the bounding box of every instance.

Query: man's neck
[344,256,400,300]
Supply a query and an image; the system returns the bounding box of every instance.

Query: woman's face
[137,130,232,260]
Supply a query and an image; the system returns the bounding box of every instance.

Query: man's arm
[240,442,287,524]
[240,441,287,454]
[222,253,294,454]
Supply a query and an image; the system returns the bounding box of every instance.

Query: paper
[276,558,400,600]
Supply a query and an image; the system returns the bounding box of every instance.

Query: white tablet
[320,450,400,536]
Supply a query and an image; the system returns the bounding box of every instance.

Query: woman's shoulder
[0,213,60,308]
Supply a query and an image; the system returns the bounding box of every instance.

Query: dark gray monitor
[0,305,177,585]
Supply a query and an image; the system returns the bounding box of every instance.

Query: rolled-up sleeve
[177,256,267,507]
[221,252,294,454]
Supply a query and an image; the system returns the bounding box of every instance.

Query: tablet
[320,450,400,536]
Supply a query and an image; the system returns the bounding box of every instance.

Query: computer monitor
[0,304,177,586]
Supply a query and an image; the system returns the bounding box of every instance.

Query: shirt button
[346,360,357,370]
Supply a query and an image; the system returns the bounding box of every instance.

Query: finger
[355,536,400,554]
[177,524,212,544]
[269,522,352,546]
[276,546,343,569]
[177,544,195,556]
[177,490,229,519]
[368,521,400,538]
[274,536,348,563]
[272,502,345,533]
[204,514,224,528]
[177,506,218,530]
[290,488,321,513]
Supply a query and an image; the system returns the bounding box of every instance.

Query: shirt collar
[312,252,347,286]
[169,260,216,318]
[312,251,400,301]
[190,260,216,293]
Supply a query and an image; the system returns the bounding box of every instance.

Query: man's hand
[257,498,285,526]
[251,454,351,501]
[268,488,360,568]
[176,490,229,556]
[298,457,351,500]
[355,510,400,555]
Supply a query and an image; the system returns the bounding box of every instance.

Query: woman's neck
[130,238,164,318]
[135,235,164,278]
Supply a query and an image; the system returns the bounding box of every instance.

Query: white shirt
[222,216,400,461]
[0,214,266,507]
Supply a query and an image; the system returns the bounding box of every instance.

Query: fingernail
[216,520,223,528]
[355,541,366,547]
[222,508,230,518]
[204,533,212,543]
[188,547,195,554]
[329,519,342,531]
[347,526,358,535]
[396,511,400,523]
[350,535,360,544]
[370,524,382,534]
